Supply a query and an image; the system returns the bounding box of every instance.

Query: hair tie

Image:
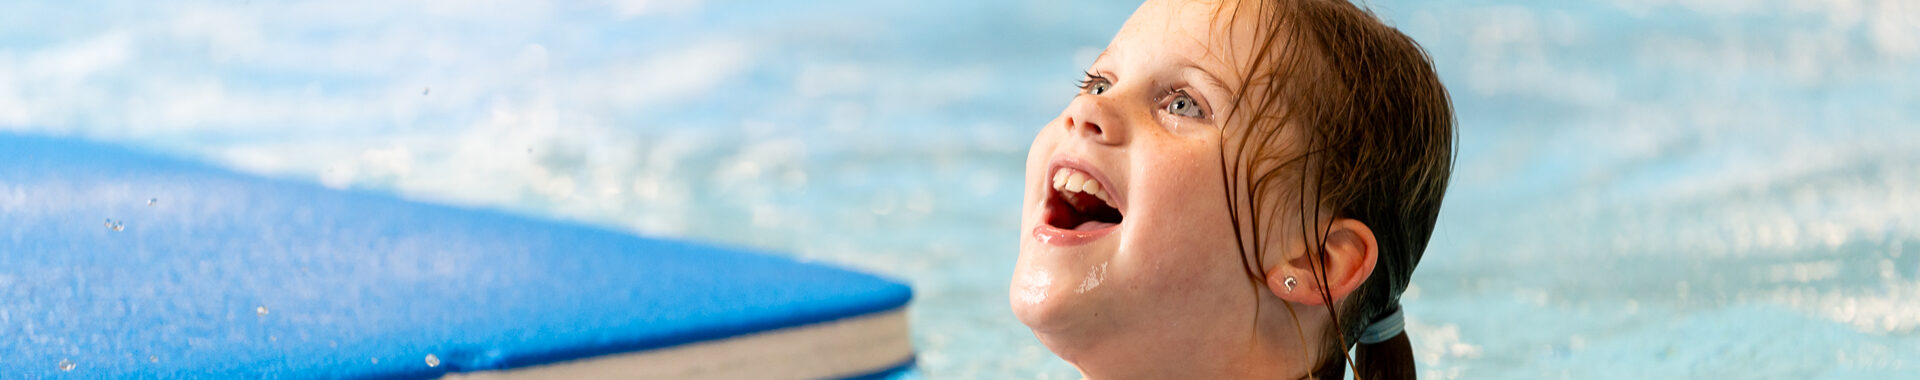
[1357,303,1404,345]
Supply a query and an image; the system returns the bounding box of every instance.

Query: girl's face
[1012,0,1283,367]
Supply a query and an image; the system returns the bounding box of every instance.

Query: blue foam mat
[0,133,913,378]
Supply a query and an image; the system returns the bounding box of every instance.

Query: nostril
[1065,116,1103,135]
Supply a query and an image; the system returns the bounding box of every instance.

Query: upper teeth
[1052,167,1112,205]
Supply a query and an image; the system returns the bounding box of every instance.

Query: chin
[1008,259,1067,330]
[1009,255,1082,329]
[1010,287,1106,366]
[1008,256,1112,350]
[1012,216,1129,343]
[1008,292,1055,331]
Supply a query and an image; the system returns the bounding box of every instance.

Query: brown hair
[1211,0,1454,379]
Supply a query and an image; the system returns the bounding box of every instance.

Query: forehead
[1103,0,1269,87]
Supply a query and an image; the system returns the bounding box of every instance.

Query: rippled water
[3,0,1916,378]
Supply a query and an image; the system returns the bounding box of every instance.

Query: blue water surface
[2,0,1916,378]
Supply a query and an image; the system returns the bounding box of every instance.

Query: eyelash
[1075,72,1209,119]
[1075,71,1105,93]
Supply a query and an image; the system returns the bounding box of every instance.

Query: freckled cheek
[1114,219,1254,316]
[1118,145,1243,299]
[1117,238,1246,310]
[1025,125,1057,163]
[1132,145,1233,228]
[1121,207,1242,302]
[1023,122,1064,199]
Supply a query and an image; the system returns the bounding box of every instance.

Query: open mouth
[1043,166,1123,231]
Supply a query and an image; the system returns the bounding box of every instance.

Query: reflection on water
[2,0,1915,377]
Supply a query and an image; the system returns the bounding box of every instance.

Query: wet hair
[1210,0,1454,379]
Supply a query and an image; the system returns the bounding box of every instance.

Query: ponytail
[1353,304,1415,380]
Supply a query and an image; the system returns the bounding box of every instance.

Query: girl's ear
[1265,218,1378,305]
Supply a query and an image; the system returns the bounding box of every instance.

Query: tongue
[1073,220,1117,231]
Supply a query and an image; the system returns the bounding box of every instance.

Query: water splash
[425,353,440,367]
[149,355,158,363]
[256,305,269,316]
[147,198,157,206]
[58,359,75,371]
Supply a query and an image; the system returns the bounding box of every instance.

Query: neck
[1054,301,1332,379]
[1064,335,1275,379]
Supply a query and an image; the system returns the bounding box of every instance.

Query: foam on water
[1,0,1915,378]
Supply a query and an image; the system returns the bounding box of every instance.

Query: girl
[1011,0,1452,378]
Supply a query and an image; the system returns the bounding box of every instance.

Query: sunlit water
[3,0,1916,378]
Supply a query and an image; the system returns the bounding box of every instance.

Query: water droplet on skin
[424,354,440,367]
[1076,262,1109,294]
[1018,270,1053,305]
[58,359,75,371]
[256,306,269,316]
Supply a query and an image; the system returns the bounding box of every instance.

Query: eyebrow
[1168,57,1237,112]
[1092,47,1233,100]
[1186,64,1232,98]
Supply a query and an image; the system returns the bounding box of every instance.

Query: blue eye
[1077,72,1111,95]
[1166,92,1203,118]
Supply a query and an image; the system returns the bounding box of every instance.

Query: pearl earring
[1283,276,1297,293]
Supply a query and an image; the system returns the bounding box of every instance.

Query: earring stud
[1283,276,1297,293]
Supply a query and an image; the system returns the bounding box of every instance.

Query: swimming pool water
[2,0,1916,378]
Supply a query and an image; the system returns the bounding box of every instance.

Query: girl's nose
[1062,97,1128,146]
